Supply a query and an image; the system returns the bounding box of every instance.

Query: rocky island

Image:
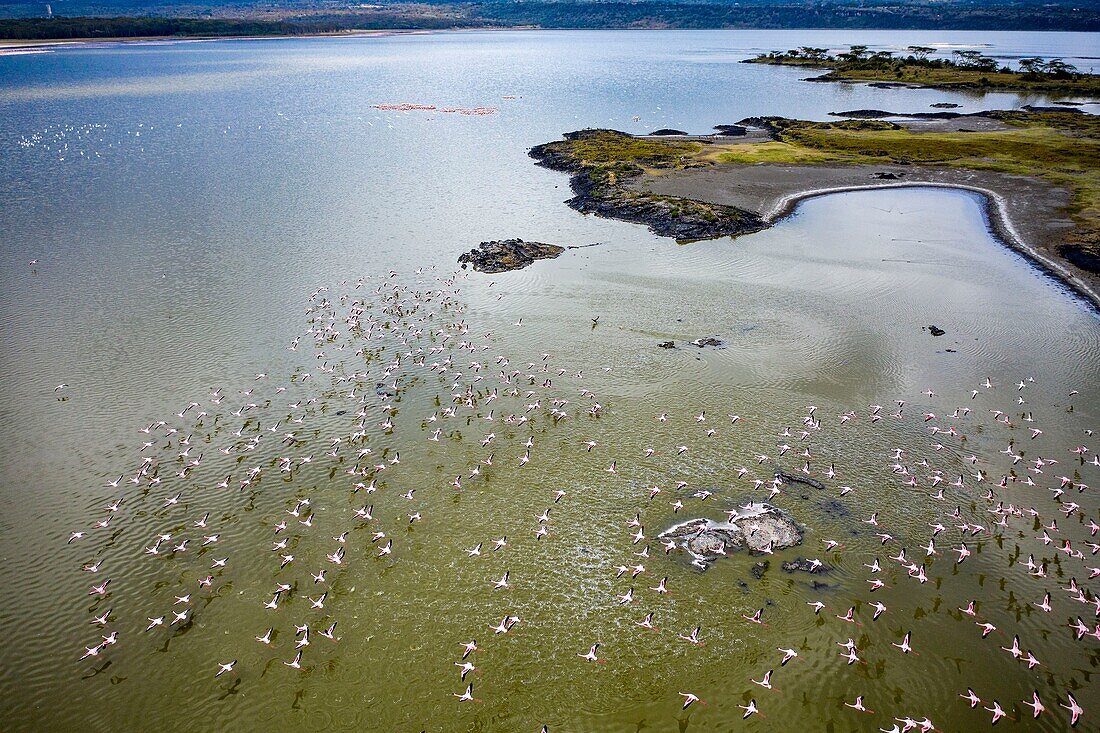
[532,108,1100,308]
[658,503,804,569]
[458,238,565,273]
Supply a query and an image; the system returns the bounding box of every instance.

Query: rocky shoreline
[529,130,768,242]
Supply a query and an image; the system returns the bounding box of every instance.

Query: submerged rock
[782,557,830,574]
[774,468,826,490]
[458,239,565,273]
[751,560,770,579]
[658,503,804,569]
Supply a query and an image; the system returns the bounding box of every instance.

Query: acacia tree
[838,44,870,63]
[907,45,935,62]
[1045,58,1078,78]
[953,50,998,71]
[1019,57,1046,76]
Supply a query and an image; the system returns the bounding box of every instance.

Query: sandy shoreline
[640,162,1100,310]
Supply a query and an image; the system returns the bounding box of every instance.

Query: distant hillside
[1,0,1097,35]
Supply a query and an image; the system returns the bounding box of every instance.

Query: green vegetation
[747,46,1100,97]
[0,13,481,40]
[715,114,1099,251]
[558,133,703,186]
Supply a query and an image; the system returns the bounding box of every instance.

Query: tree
[953,50,981,66]
[1045,58,1078,78]
[1019,57,1045,76]
[907,45,935,61]
[953,50,997,71]
[838,44,870,64]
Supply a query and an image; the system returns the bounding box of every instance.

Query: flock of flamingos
[68,266,1096,730]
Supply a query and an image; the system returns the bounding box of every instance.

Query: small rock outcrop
[458,239,565,273]
[650,128,689,136]
[658,503,804,569]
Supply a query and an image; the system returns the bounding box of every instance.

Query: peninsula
[530,109,1100,307]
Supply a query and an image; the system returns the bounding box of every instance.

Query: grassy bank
[722,113,1099,258]
[747,48,1100,97]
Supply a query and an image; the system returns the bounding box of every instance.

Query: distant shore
[0,28,477,52]
[2,4,1098,44]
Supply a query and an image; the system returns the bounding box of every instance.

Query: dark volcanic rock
[774,469,826,490]
[657,340,676,349]
[714,124,748,136]
[931,102,962,108]
[529,130,768,243]
[828,109,982,120]
[458,239,565,273]
[650,128,689,136]
[927,324,946,336]
[568,172,763,241]
[832,109,896,119]
[1061,244,1100,274]
[1022,104,1084,113]
[873,171,902,180]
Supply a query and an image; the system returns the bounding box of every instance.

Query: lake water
[1,30,1098,732]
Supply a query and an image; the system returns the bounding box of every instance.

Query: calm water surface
[0,30,1098,732]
